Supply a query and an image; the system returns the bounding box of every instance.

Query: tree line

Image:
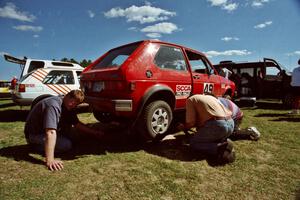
[60,58,92,68]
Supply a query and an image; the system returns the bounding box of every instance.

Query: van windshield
[93,43,140,69]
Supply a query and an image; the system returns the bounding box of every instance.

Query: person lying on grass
[24,90,104,171]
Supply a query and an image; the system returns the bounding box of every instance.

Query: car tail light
[18,84,26,92]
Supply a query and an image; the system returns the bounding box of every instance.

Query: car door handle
[193,75,200,79]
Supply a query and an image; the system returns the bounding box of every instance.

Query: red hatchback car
[80,40,235,140]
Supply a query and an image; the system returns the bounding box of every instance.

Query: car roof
[109,40,206,57]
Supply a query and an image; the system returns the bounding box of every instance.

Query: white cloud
[252,0,269,8]
[221,36,239,42]
[13,25,43,32]
[205,50,252,57]
[33,34,39,38]
[207,0,238,12]
[0,2,35,22]
[286,51,300,56]
[146,33,161,38]
[141,22,179,34]
[254,21,272,29]
[87,10,95,18]
[128,27,138,31]
[222,3,238,11]
[104,5,176,24]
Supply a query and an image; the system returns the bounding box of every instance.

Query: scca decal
[176,85,192,92]
[176,85,191,97]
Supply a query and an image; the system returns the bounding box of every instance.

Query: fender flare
[131,84,175,129]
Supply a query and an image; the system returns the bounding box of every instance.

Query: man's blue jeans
[190,118,234,156]
[26,133,72,153]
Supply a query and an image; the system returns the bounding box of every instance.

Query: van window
[93,43,140,69]
[28,61,45,73]
[240,68,254,77]
[154,45,187,71]
[52,62,74,67]
[43,70,74,84]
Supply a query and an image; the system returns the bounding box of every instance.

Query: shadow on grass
[0,124,228,167]
[271,117,300,122]
[239,101,287,110]
[0,144,44,165]
[254,113,300,122]
[0,109,29,122]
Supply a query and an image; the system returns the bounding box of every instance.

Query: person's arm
[177,98,196,132]
[45,128,63,171]
[74,122,104,139]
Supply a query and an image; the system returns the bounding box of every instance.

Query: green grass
[0,99,299,200]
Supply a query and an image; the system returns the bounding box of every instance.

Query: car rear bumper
[86,96,133,113]
[12,94,33,106]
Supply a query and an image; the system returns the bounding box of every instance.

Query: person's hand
[46,159,64,171]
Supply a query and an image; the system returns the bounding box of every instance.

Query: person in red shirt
[10,76,17,90]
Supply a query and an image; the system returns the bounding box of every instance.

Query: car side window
[186,51,214,74]
[265,66,281,80]
[28,61,45,74]
[43,70,75,84]
[154,45,187,71]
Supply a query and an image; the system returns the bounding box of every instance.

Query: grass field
[0,98,299,200]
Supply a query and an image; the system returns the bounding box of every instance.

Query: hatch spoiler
[4,54,26,65]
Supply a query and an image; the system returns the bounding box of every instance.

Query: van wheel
[141,100,173,140]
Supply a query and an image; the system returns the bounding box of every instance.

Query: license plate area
[93,82,104,92]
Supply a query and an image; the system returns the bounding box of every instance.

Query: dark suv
[80,40,235,139]
[214,58,292,106]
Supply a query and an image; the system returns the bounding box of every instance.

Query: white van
[4,54,83,106]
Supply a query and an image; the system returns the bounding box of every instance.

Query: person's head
[298,59,300,65]
[63,90,84,110]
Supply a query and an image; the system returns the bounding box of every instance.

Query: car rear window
[93,43,140,69]
[43,70,75,84]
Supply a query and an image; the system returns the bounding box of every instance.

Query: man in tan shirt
[178,94,235,164]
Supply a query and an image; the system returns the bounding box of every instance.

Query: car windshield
[93,43,140,69]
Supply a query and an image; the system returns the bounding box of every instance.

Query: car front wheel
[142,100,173,140]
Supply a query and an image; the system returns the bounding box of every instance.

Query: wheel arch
[131,84,176,130]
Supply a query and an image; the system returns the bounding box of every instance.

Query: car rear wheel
[141,100,173,140]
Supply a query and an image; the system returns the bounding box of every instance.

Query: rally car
[80,40,236,140]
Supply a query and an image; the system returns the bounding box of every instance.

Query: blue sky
[0,0,300,80]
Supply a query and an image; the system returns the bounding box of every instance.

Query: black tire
[141,100,173,140]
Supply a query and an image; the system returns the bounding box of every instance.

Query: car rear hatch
[81,41,142,99]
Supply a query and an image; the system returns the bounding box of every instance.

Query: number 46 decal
[203,83,214,93]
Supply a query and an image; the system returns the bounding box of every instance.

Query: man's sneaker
[247,127,261,141]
